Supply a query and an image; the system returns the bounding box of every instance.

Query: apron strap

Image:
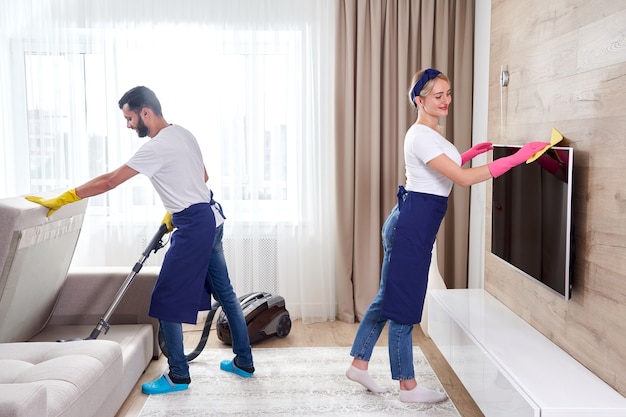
[397,185,408,211]
[209,190,226,220]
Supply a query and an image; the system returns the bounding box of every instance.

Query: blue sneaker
[220,359,254,378]
[142,374,188,395]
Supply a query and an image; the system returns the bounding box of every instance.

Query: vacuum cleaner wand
[85,223,169,340]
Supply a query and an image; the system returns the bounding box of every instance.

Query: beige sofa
[0,194,160,417]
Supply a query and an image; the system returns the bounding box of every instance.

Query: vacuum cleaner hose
[158,305,219,362]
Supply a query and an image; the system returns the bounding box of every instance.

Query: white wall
[468,0,491,289]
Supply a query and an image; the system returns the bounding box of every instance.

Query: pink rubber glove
[461,142,493,165]
[488,142,550,178]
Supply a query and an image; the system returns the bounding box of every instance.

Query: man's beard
[136,115,149,137]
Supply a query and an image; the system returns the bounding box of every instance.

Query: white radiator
[223,236,279,295]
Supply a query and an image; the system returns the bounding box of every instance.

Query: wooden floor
[115,319,484,417]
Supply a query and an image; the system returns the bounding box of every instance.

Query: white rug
[139,346,461,417]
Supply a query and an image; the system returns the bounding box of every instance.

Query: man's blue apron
[149,202,215,324]
[381,186,448,325]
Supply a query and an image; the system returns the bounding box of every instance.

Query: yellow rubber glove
[161,211,174,232]
[25,188,82,216]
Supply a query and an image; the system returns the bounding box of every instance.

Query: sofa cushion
[0,193,88,343]
[44,267,161,357]
[0,340,122,417]
[29,324,154,417]
[0,383,47,417]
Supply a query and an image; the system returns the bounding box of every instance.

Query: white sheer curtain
[0,0,336,323]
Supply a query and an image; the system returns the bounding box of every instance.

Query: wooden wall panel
[484,0,626,395]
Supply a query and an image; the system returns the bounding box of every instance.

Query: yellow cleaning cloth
[526,128,564,163]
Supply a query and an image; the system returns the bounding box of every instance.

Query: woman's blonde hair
[408,69,450,107]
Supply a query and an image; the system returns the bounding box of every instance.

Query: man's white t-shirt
[126,124,224,225]
[404,124,461,197]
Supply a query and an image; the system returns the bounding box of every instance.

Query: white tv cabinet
[427,289,626,417]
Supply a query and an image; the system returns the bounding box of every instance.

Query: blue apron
[149,203,215,324]
[381,187,448,325]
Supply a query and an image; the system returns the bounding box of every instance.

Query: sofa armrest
[0,384,47,417]
[47,266,159,342]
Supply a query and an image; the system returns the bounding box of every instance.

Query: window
[3,0,337,323]
[25,52,111,212]
[21,27,308,265]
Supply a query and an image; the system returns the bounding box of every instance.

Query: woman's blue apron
[149,203,215,324]
[380,186,448,325]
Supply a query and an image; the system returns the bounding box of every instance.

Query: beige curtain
[334,0,475,323]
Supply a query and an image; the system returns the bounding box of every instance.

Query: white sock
[399,385,448,403]
[345,366,388,393]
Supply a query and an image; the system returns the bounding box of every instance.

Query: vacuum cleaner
[82,223,291,362]
[158,291,292,360]
[215,291,292,345]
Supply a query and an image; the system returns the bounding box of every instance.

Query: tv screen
[490,145,574,299]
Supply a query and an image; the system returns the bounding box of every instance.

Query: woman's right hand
[511,142,550,165]
[488,142,549,178]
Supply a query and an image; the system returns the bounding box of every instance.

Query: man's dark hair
[118,86,163,116]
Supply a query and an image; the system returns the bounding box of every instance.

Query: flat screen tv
[490,144,574,299]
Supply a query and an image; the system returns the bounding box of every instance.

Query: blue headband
[410,68,442,107]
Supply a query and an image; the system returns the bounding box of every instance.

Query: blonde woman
[346,68,547,403]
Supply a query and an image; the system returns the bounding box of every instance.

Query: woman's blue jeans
[160,224,254,381]
[349,204,415,381]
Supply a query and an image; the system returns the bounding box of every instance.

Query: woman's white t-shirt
[404,124,461,197]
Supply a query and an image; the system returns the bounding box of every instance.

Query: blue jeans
[204,224,254,369]
[159,320,189,383]
[349,204,416,381]
[160,224,254,381]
